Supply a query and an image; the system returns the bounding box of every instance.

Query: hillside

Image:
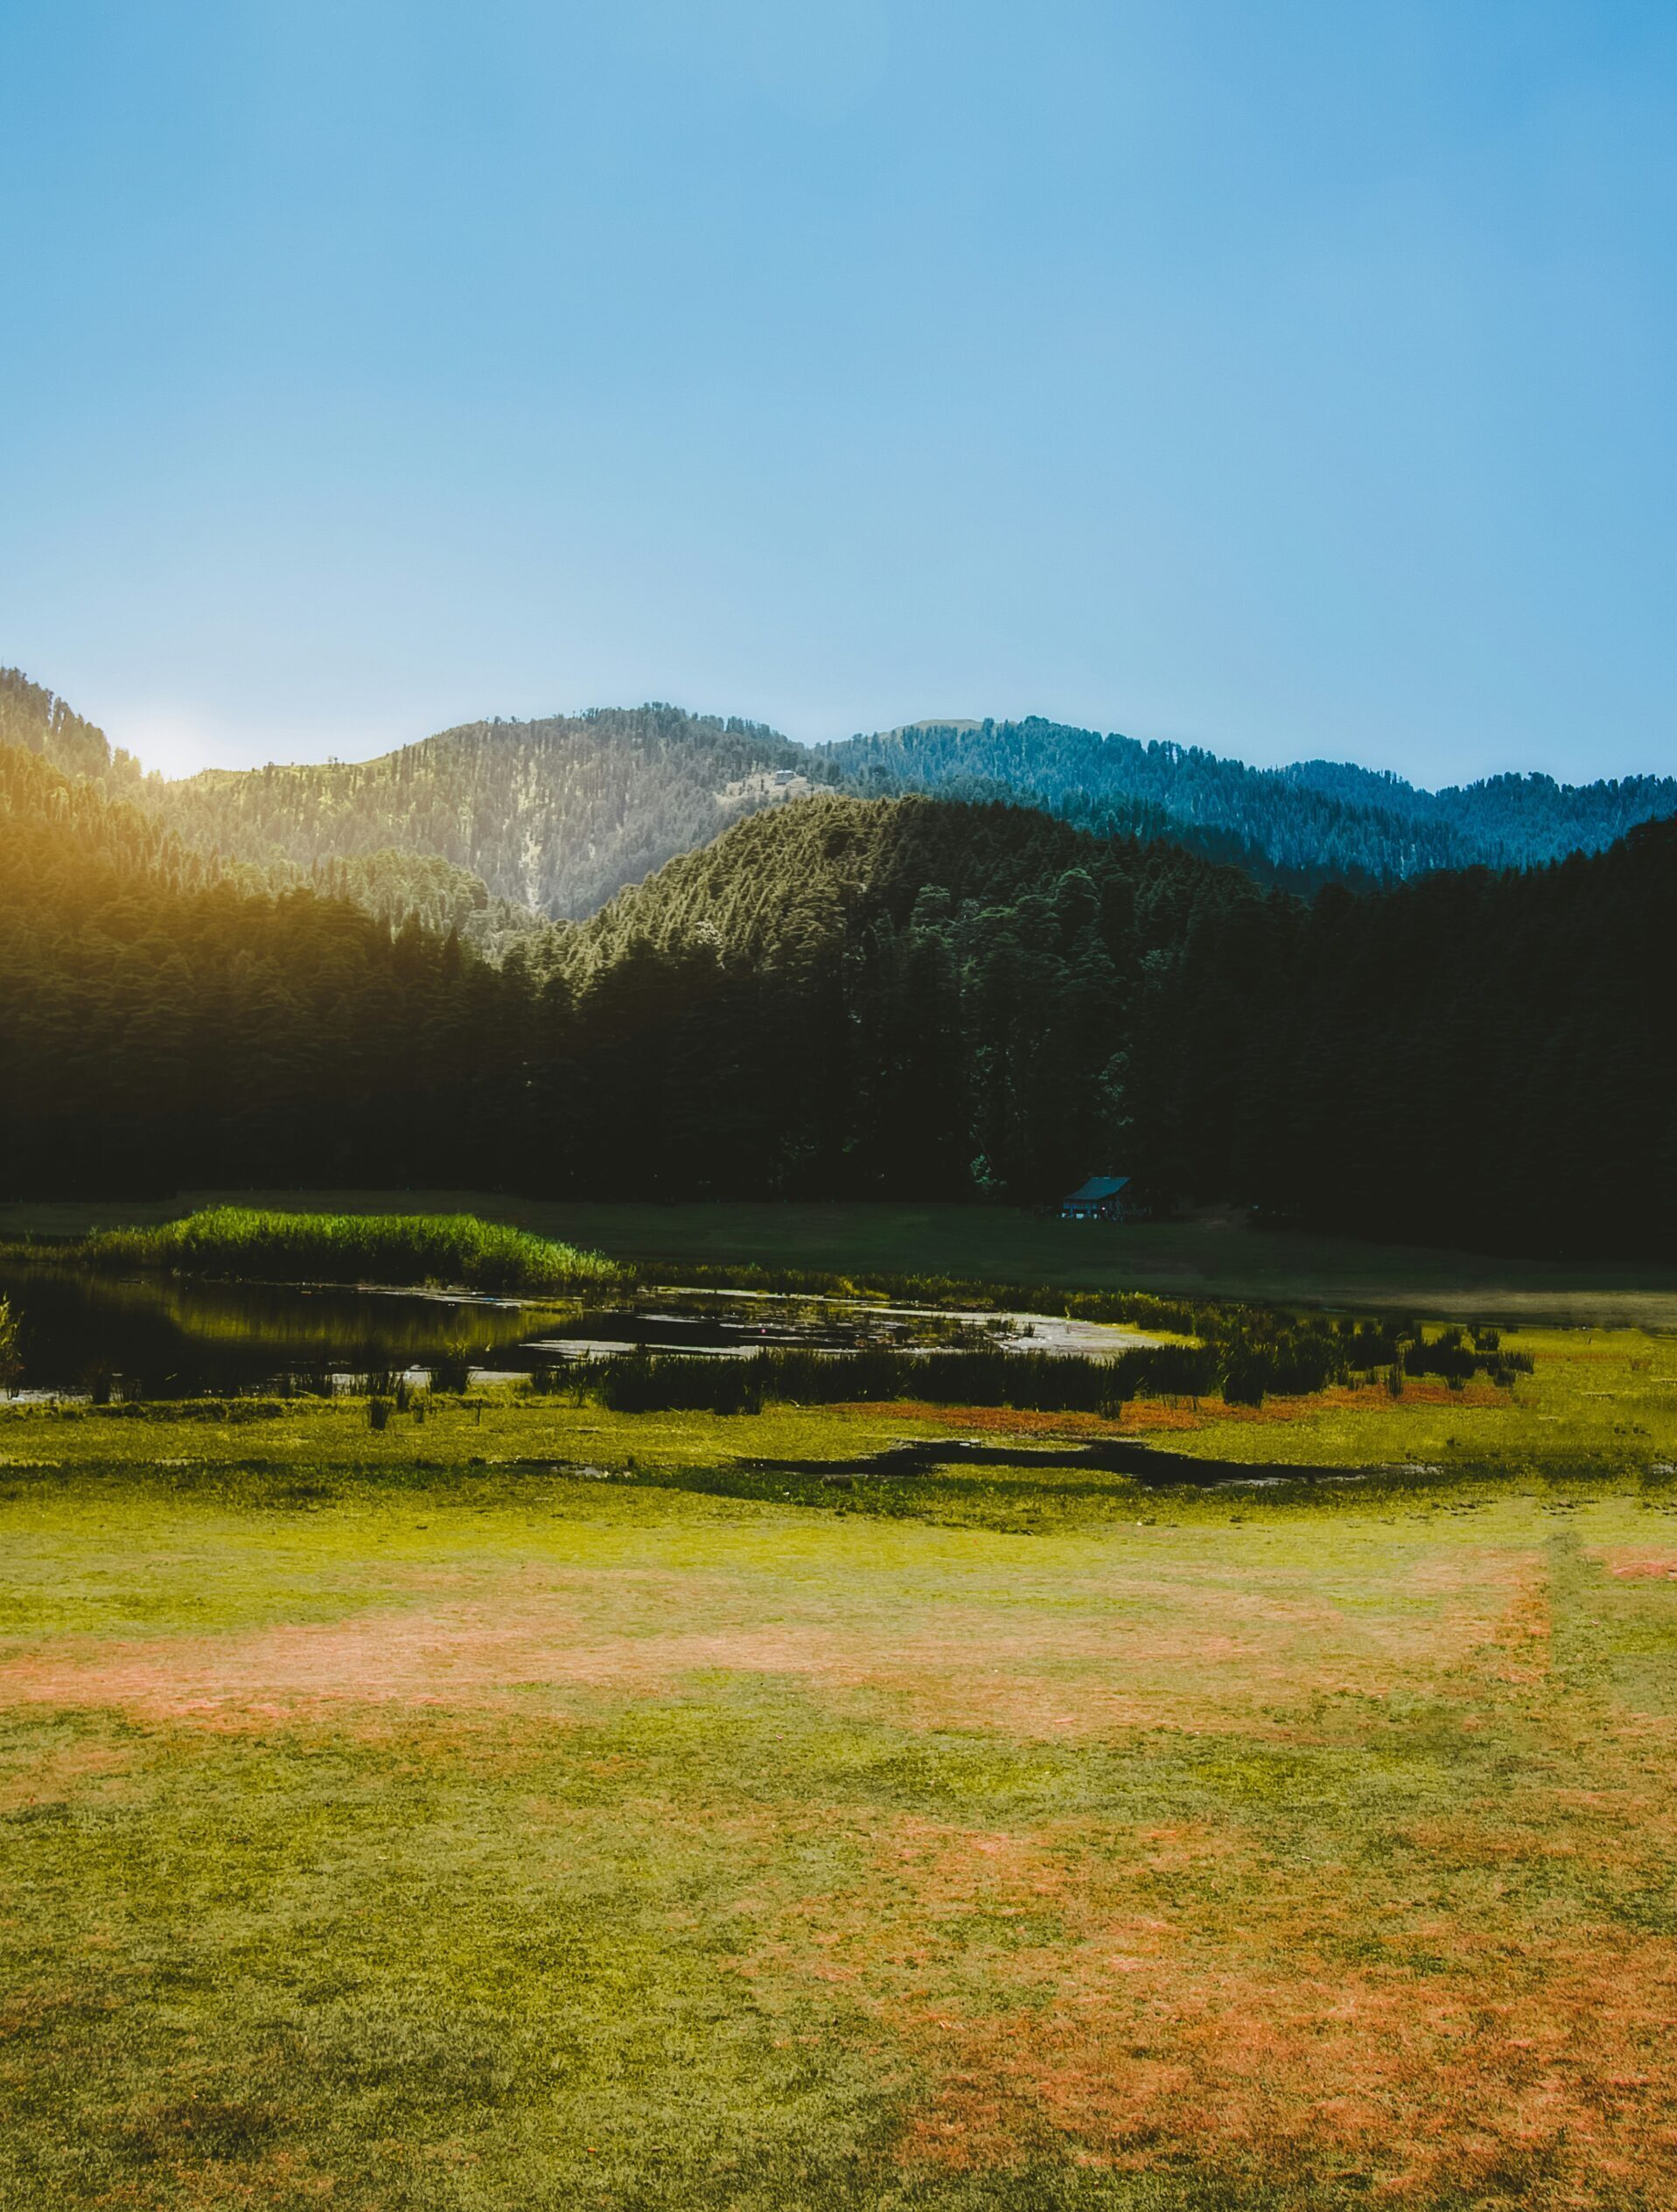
[143,705,1677,912]
[546,792,1261,1200]
[823,716,1677,887]
[149,705,835,922]
[11,666,1675,929]
[543,790,1677,1252]
[0,742,523,1195]
[4,738,1673,1255]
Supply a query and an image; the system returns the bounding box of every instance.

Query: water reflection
[0,1266,1005,1401]
[0,1264,564,1398]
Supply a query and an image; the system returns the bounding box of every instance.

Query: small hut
[1059,1174,1146,1223]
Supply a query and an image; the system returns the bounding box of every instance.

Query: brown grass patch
[0,1734,135,1814]
[0,1539,1532,1741]
[898,1929,1677,2202]
[1120,1400,1207,1431]
[1597,1553,1677,1581]
[1485,1563,1554,1685]
[832,1403,1126,1437]
[0,1601,1309,1739]
[752,1812,1677,2206]
[834,1380,1509,1441]
[1211,1383,1511,1423]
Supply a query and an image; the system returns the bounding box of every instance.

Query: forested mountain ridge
[10,665,1674,926]
[150,705,836,922]
[822,717,1677,888]
[0,734,200,887]
[145,701,1677,911]
[564,787,1245,975]
[1281,754,1677,861]
[4,741,1673,1255]
[0,666,145,788]
[543,788,1677,1252]
[544,793,1266,1200]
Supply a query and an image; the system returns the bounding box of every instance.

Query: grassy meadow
[3,1319,1677,2207]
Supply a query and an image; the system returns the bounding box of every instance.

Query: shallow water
[0,1263,557,1397]
[0,1266,1019,1398]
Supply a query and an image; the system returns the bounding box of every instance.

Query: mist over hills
[6,666,1675,945]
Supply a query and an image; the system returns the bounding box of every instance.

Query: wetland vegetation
[59,1205,621,1295]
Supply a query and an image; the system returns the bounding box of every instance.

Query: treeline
[4,744,1673,1256]
[505,792,1677,1254]
[1141,821,1677,1253]
[825,717,1677,888]
[0,743,521,1195]
[0,666,146,788]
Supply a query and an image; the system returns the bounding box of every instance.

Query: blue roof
[1063,1175,1129,1203]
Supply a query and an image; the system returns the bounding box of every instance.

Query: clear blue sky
[3,1,1674,785]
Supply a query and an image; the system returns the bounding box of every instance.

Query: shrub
[532,1341,1221,1420]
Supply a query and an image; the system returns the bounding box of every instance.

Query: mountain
[821,716,1677,888]
[545,789,1677,1252]
[5,731,1674,1255]
[543,792,1256,1203]
[146,705,835,924]
[1,670,836,942]
[146,701,1677,918]
[10,666,1674,932]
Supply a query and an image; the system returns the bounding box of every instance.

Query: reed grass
[78,1206,620,1294]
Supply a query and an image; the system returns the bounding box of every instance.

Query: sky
[3,1,1674,787]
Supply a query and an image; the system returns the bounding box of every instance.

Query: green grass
[3,1190,1675,1325]
[3,1436,1677,2207]
[4,1327,1677,2203]
[59,1206,621,1295]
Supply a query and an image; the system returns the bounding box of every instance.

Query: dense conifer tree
[3,740,1672,1257]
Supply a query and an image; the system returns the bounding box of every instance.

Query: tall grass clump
[81,1208,622,1295]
